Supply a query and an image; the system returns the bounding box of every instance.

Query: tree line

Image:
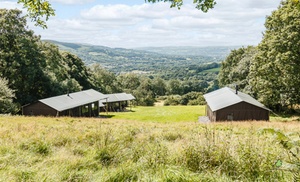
[218,0,300,112]
[0,9,212,114]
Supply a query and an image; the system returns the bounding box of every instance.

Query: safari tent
[203,87,270,121]
[22,89,107,117]
[101,93,135,112]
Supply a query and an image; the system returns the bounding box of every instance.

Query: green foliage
[0,77,18,114]
[218,0,300,111]
[146,0,216,12]
[0,9,97,106]
[164,95,181,106]
[51,40,222,90]
[0,9,52,105]
[17,0,55,28]
[164,92,205,106]
[250,0,300,111]
[91,64,122,94]
[259,128,300,181]
[116,73,156,106]
[218,46,257,93]
[167,79,183,95]
[61,52,95,91]
[152,77,167,96]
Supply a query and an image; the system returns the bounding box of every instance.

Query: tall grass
[0,115,298,181]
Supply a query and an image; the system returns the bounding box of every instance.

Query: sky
[1,0,282,48]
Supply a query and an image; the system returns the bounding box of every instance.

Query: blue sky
[1,0,281,48]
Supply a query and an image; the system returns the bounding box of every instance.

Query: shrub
[164,95,181,106]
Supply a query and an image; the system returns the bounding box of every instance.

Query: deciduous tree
[250,0,300,111]
[0,9,52,105]
[91,64,122,94]
[218,46,257,93]
[17,0,54,28]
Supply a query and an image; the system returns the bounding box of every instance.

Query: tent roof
[125,93,135,100]
[99,102,105,107]
[103,93,135,103]
[39,89,107,112]
[203,87,270,112]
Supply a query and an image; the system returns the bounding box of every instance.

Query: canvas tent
[203,87,270,121]
[22,89,107,117]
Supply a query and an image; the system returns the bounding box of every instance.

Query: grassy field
[202,67,221,73]
[0,106,299,181]
[103,106,204,122]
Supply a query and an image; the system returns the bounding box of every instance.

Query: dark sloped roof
[103,93,135,103]
[39,89,107,112]
[203,87,270,112]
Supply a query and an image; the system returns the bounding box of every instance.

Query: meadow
[0,106,299,181]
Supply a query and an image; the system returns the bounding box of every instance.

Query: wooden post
[79,107,81,117]
[106,98,108,115]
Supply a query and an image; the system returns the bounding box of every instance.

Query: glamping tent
[203,87,270,121]
[22,89,107,117]
[101,93,135,112]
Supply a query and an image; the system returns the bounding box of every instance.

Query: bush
[164,92,205,106]
[164,95,181,106]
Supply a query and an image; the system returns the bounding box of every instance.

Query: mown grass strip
[103,106,205,122]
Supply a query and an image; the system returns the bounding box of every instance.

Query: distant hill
[45,40,237,74]
[135,46,239,58]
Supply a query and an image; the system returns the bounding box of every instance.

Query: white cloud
[0,1,22,9]
[1,0,282,48]
[50,0,95,5]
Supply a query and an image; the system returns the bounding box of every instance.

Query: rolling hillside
[45,40,236,74]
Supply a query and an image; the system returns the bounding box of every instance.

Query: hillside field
[0,106,299,181]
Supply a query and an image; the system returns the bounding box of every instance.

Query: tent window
[227,113,233,121]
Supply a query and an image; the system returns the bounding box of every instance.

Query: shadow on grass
[99,110,136,118]
[124,110,136,113]
[270,110,300,122]
[99,115,115,118]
